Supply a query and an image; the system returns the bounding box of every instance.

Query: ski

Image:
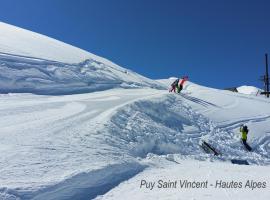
[200,140,220,156]
[231,159,249,165]
[241,140,252,152]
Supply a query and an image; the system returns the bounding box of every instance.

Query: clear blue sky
[0,0,270,89]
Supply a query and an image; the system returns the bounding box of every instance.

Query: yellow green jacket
[240,127,247,140]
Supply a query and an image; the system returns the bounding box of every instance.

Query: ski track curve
[1,89,270,200]
[0,89,165,200]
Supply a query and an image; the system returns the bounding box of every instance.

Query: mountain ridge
[0,22,164,94]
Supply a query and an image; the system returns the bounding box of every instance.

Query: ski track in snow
[93,86,270,200]
[1,85,270,199]
[0,89,167,200]
[1,21,270,200]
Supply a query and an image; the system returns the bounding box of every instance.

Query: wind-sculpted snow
[0,22,164,95]
[0,52,163,95]
[1,92,219,199]
[106,94,270,164]
[106,95,209,157]
[96,86,270,200]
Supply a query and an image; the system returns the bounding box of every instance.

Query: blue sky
[0,0,270,89]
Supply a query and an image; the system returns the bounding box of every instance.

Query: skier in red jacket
[177,76,188,93]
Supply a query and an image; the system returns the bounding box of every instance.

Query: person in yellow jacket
[240,125,252,151]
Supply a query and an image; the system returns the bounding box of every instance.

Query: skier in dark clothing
[169,78,179,93]
[240,125,252,151]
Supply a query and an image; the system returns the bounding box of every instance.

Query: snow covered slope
[1,22,270,200]
[0,22,116,64]
[0,22,163,94]
[97,156,270,200]
[156,77,178,88]
[96,81,270,200]
[1,80,270,200]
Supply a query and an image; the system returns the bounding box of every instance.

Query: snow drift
[0,22,163,94]
[237,85,262,96]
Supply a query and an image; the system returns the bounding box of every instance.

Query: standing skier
[177,76,188,93]
[240,125,252,151]
[169,78,179,93]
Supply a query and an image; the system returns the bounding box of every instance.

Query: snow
[0,22,163,94]
[1,83,270,199]
[1,22,270,200]
[0,54,163,94]
[156,77,178,87]
[96,156,270,200]
[237,85,262,96]
[0,88,163,200]
[0,22,114,65]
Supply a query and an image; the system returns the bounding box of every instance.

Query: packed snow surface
[96,156,270,200]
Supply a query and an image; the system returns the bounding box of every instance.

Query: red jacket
[179,76,188,86]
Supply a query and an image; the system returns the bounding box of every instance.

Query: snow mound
[156,77,180,90]
[237,85,261,96]
[0,22,164,94]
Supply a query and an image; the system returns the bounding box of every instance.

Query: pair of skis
[200,140,252,155]
[200,140,250,165]
[200,140,220,156]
